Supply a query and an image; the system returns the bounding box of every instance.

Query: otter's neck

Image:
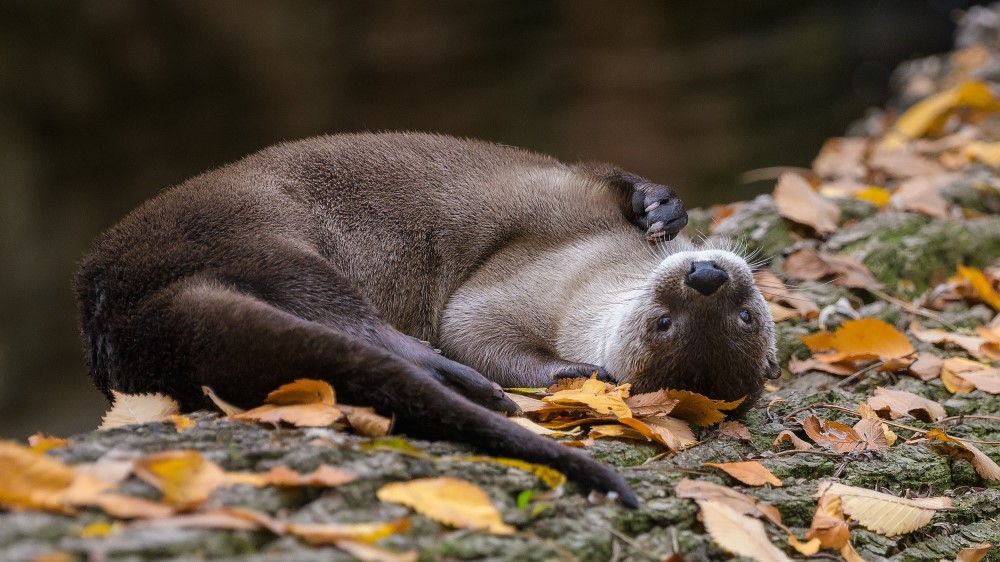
[553,237,656,374]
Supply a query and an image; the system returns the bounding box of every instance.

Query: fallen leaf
[941,357,994,393]
[854,186,892,207]
[333,539,419,562]
[954,367,1000,394]
[802,415,889,453]
[704,461,782,487]
[589,423,647,441]
[132,450,227,509]
[78,521,121,538]
[266,379,336,405]
[754,270,820,320]
[28,433,68,453]
[923,429,1000,480]
[953,543,994,562]
[674,478,783,526]
[892,174,954,218]
[624,391,679,416]
[881,81,1000,148]
[802,318,914,364]
[804,493,850,549]
[99,391,180,430]
[788,357,855,376]
[718,421,753,441]
[957,265,1000,312]
[812,137,867,180]
[256,465,357,488]
[784,247,879,289]
[89,493,174,519]
[507,416,579,437]
[907,353,944,381]
[696,500,793,562]
[910,322,987,359]
[773,172,841,235]
[662,390,744,427]
[960,141,1000,167]
[817,481,952,535]
[376,477,515,535]
[166,415,195,432]
[342,406,393,437]
[869,147,947,179]
[856,402,897,446]
[772,430,813,451]
[541,377,632,418]
[787,535,822,556]
[449,456,566,489]
[0,440,77,512]
[619,416,696,451]
[202,386,246,415]
[867,388,946,422]
[287,517,412,545]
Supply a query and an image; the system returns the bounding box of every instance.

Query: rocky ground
[4,5,1000,562]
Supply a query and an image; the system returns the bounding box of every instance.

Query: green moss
[845,445,953,493]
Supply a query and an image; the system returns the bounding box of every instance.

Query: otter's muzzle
[684,260,729,296]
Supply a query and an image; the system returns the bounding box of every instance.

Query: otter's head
[612,240,779,416]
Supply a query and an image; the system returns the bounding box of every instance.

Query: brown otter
[75,132,760,508]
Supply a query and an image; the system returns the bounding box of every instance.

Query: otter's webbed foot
[623,175,687,241]
[549,362,616,385]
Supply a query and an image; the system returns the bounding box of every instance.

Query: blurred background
[0,0,986,438]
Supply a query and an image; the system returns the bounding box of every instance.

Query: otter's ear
[766,358,782,380]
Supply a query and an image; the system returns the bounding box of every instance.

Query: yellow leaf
[78,521,120,538]
[542,378,632,418]
[854,186,892,207]
[166,415,196,432]
[802,318,914,364]
[941,357,991,394]
[661,389,744,427]
[99,390,180,430]
[817,481,952,535]
[507,416,580,437]
[704,461,782,487]
[772,172,841,235]
[287,517,411,545]
[787,535,821,555]
[957,265,1000,312]
[450,456,566,489]
[0,441,77,512]
[376,477,514,535]
[28,433,68,453]
[697,500,794,562]
[133,450,228,509]
[960,141,1000,167]
[882,81,1000,147]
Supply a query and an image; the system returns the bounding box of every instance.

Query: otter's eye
[739,309,752,324]
[657,316,672,331]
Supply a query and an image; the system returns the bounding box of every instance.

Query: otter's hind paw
[550,362,616,384]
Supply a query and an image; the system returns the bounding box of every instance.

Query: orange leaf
[923,429,1000,480]
[802,318,914,364]
[28,433,69,453]
[704,461,782,487]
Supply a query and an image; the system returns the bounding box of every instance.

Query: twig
[866,287,958,331]
[834,360,887,388]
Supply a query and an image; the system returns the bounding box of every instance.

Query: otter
[76,132,772,508]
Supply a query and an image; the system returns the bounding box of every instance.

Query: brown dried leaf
[266,379,336,405]
[333,539,419,562]
[256,465,357,488]
[804,493,850,549]
[941,357,993,394]
[132,450,228,509]
[202,386,245,416]
[704,461,782,487]
[923,429,1000,481]
[772,430,813,451]
[856,403,897,446]
[342,406,393,437]
[376,477,514,535]
[0,441,77,513]
[674,478,783,526]
[754,271,820,320]
[232,403,344,427]
[505,392,546,413]
[784,247,879,289]
[803,415,888,453]
[788,357,855,376]
[719,421,753,441]
[618,416,695,451]
[624,391,679,416]
[773,172,841,235]
[893,173,954,218]
[99,391,180,430]
[867,388,946,422]
[817,481,952,535]
[813,137,867,180]
[954,543,994,562]
[907,353,944,381]
[910,322,987,359]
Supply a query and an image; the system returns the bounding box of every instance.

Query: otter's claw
[550,362,616,384]
[630,181,687,241]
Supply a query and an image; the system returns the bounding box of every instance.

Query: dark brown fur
[76,132,690,507]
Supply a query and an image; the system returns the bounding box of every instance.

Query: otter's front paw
[549,362,616,384]
[629,180,687,241]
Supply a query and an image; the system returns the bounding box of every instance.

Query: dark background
[0,0,983,438]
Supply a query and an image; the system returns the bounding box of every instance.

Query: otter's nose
[684,261,729,296]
